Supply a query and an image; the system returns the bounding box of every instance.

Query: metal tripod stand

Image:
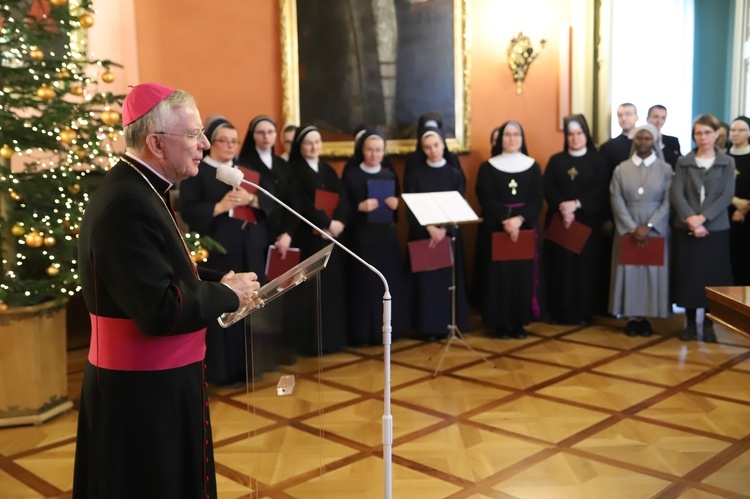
[429,224,495,377]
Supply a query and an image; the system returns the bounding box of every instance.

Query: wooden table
[706,286,750,340]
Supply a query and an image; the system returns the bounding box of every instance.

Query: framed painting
[280,0,470,157]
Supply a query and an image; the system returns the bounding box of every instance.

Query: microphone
[214,163,395,496]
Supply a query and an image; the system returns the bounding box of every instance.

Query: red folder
[619,235,665,266]
[492,230,535,261]
[544,212,591,254]
[229,166,261,223]
[237,165,260,193]
[265,245,301,280]
[315,189,339,218]
[408,237,453,273]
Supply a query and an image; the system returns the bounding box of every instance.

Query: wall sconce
[508,32,546,95]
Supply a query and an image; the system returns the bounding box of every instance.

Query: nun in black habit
[404,112,463,183]
[284,125,349,355]
[404,126,470,339]
[542,114,609,325]
[342,129,412,345]
[474,121,544,339]
[179,117,265,384]
[236,115,297,364]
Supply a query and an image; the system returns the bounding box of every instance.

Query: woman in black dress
[671,114,735,342]
[342,129,412,345]
[475,121,544,338]
[404,126,469,339]
[285,125,349,354]
[727,116,750,285]
[542,115,609,325]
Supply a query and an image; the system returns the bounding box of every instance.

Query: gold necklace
[120,156,199,276]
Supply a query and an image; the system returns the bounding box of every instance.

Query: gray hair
[124,89,196,151]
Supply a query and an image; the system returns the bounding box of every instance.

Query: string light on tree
[0,0,125,308]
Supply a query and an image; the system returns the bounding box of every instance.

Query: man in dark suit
[599,102,639,174]
[647,104,682,168]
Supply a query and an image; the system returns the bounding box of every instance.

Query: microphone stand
[216,165,394,499]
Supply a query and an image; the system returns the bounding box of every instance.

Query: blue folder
[367,179,395,223]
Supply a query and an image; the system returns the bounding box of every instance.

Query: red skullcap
[122,82,175,126]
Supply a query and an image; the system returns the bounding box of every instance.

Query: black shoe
[639,320,653,337]
[495,327,511,340]
[703,321,717,343]
[679,325,697,341]
[625,320,639,337]
[512,325,528,340]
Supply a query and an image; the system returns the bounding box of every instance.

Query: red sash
[89,314,206,371]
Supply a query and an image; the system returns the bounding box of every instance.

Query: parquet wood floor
[2,315,750,498]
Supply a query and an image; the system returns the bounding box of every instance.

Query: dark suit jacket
[661,134,682,168]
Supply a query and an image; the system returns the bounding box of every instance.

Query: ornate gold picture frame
[280,0,470,157]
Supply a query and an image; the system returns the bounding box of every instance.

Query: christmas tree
[0,0,124,308]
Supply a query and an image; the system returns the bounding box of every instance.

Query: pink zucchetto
[121,82,175,126]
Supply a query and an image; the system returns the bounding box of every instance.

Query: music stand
[402,191,495,376]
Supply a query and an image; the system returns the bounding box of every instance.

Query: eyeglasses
[155,128,206,141]
[213,137,239,145]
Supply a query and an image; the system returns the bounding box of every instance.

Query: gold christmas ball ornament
[0,144,14,159]
[191,247,209,263]
[60,127,77,144]
[36,84,55,100]
[11,224,25,236]
[70,83,84,96]
[56,68,70,79]
[78,13,94,28]
[101,108,121,126]
[25,231,43,248]
[46,265,60,277]
[29,47,44,61]
[8,189,22,201]
[101,70,115,83]
[50,0,67,6]
[43,235,56,247]
[73,147,88,159]
[107,130,120,140]
[0,302,8,314]
[67,183,81,195]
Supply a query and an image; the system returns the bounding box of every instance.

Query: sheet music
[402,191,479,226]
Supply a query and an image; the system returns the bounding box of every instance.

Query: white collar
[568,147,587,157]
[257,148,273,169]
[426,158,447,168]
[359,163,382,174]
[126,153,173,190]
[730,144,750,155]
[631,152,656,167]
[304,157,319,172]
[203,156,233,169]
[488,152,535,173]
